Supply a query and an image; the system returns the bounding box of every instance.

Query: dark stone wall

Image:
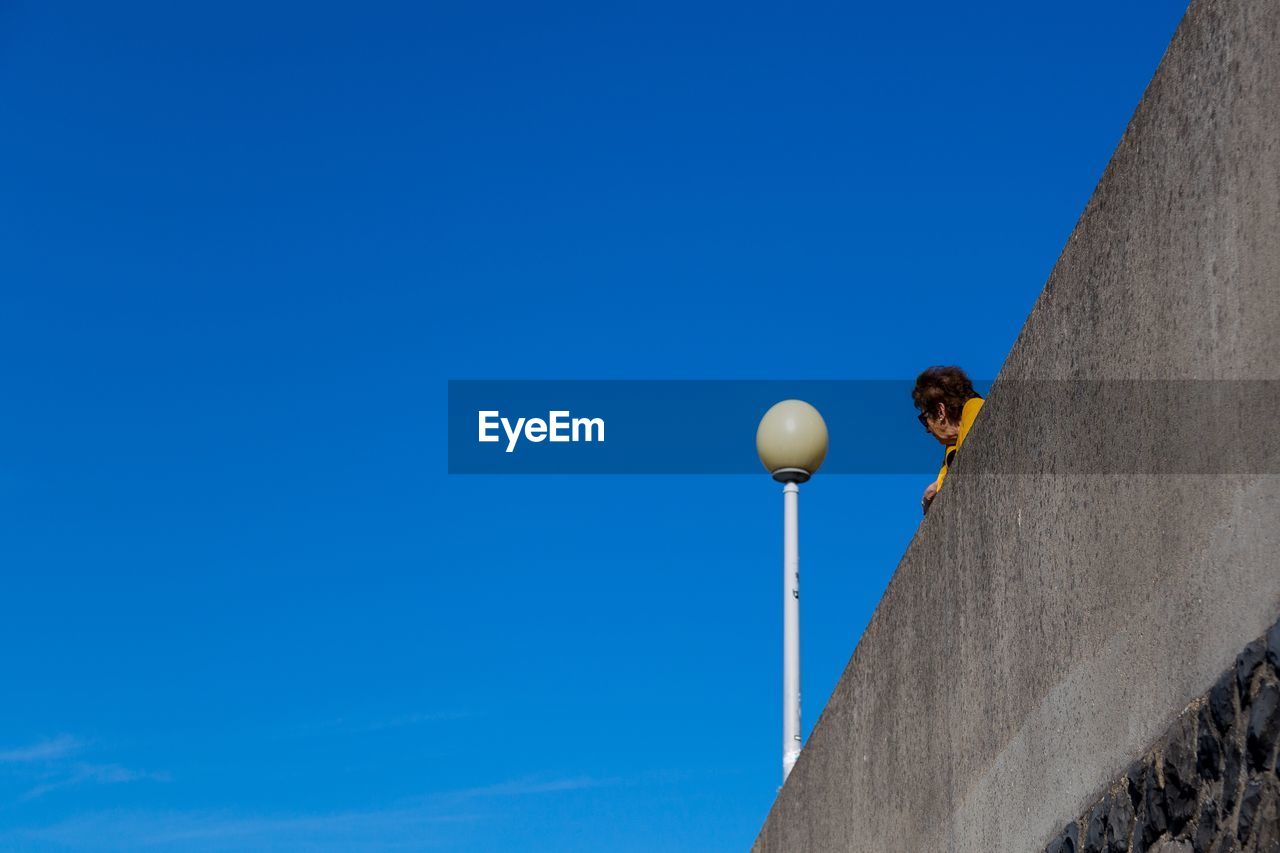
[1044,620,1280,853]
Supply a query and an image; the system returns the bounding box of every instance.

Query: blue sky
[1,1,1187,850]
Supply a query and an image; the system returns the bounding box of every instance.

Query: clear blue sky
[1,1,1187,849]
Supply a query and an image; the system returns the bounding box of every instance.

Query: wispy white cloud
[0,734,166,802]
[443,774,616,799]
[7,773,621,851]
[0,734,83,763]
[22,762,172,801]
[14,806,481,851]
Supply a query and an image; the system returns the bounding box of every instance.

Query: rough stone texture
[1249,683,1280,773]
[1213,673,1240,736]
[1239,643,1267,706]
[753,0,1280,849]
[1040,621,1280,853]
[1048,822,1080,853]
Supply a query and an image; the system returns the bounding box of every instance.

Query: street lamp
[756,399,829,785]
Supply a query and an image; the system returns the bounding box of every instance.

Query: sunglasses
[917,411,932,430]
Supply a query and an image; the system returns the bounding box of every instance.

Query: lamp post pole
[782,479,801,782]
[756,400,827,788]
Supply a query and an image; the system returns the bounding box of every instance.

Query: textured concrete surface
[753,0,1280,850]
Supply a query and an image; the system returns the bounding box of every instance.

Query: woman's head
[913,366,979,445]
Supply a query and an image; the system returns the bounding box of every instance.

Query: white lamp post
[756,399,829,785]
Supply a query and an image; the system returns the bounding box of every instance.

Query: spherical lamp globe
[756,399,829,483]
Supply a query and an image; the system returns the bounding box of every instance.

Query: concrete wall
[753,0,1280,850]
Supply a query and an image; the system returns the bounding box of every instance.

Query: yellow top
[934,397,984,491]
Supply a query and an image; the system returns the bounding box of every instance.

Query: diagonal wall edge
[753,0,1280,849]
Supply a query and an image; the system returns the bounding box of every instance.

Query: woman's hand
[921,482,939,514]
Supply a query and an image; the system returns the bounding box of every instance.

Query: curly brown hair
[912,366,981,423]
